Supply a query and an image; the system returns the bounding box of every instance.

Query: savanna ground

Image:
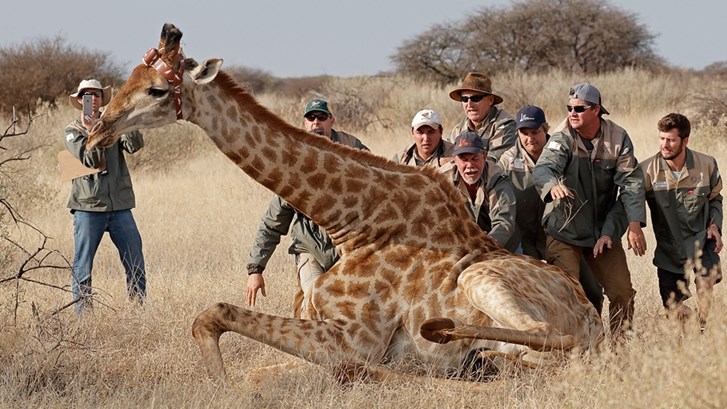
[1,69,726,408]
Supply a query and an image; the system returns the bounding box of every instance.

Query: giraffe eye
[148,88,167,98]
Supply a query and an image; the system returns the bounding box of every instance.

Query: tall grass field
[1,69,726,408]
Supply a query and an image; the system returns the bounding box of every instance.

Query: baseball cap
[303,98,333,117]
[568,83,609,115]
[411,109,442,130]
[515,105,547,130]
[452,131,487,156]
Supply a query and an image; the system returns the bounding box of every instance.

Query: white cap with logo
[411,109,442,130]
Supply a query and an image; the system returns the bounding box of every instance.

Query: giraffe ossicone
[89,23,604,383]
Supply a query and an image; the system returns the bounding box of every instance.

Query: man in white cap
[533,82,647,341]
[394,109,454,168]
[63,79,146,314]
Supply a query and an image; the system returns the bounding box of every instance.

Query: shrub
[0,36,124,114]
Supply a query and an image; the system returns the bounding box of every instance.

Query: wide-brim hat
[449,72,503,105]
[69,79,112,110]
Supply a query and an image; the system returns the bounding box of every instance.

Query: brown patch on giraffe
[281,146,298,168]
[226,105,239,122]
[261,168,284,192]
[361,300,382,324]
[308,172,327,189]
[336,300,357,320]
[310,193,335,219]
[329,176,343,192]
[345,179,367,194]
[323,279,346,298]
[346,280,369,298]
[374,279,393,304]
[261,146,277,163]
[300,151,318,174]
[341,195,359,209]
[322,152,341,174]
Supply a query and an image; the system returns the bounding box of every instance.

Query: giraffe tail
[420,317,577,351]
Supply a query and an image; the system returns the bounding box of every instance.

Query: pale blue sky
[5,0,725,77]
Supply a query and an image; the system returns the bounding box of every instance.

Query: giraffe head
[87,23,223,149]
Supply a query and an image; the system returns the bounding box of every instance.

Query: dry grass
[1,70,726,408]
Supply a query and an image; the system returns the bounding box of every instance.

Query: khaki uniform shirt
[447,106,517,161]
[641,148,723,273]
[533,118,645,248]
[499,138,547,259]
[440,161,520,252]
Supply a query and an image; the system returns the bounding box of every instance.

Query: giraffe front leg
[191,302,360,381]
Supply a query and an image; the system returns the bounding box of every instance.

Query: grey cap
[568,83,609,115]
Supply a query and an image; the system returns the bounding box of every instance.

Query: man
[63,79,146,314]
[441,131,519,252]
[393,109,454,168]
[533,83,646,339]
[498,105,549,259]
[641,113,722,326]
[447,72,516,161]
[501,105,604,312]
[245,98,368,317]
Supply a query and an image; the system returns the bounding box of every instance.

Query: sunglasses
[82,91,103,97]
[305,112,330,121]
[566,105,592,113]
[460,94,487,103]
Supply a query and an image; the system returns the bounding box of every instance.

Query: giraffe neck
[185,72,364,242]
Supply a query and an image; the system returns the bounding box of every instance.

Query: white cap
[411,109,442,130]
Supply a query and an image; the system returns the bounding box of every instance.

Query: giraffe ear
[189,58,223,85]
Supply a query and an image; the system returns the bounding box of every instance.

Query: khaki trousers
[546,235,636,337]
[292,253,325,318]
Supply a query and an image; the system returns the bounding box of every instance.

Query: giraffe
[88,23,604,382]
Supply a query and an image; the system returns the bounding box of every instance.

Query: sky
[4,0,726,78]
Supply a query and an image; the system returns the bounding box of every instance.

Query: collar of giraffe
[142,47,185,120]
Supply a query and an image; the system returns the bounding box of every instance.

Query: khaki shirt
[499,138,547,259]
[641,148,723,273]
[440,161,520,252]
[63,119,144,212]
[533,118,645,248]
[447,106,517,161]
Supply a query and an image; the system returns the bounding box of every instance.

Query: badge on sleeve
[546,141,561,151]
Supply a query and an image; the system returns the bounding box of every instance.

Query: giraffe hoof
[420,318,456,344]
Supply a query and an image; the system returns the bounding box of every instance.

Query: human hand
[627,222,646,256]
[245,273,266,307]
[708,224,723,253]
[550,184,573,201]
[81,111,96,130]
[593,235,612,257]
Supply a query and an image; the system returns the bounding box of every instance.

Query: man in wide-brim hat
[447,72,516,161]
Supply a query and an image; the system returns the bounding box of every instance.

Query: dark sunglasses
[460,94,487,103]
[82,91,103,97]
[305,112,330,121]
[566,105,592,113]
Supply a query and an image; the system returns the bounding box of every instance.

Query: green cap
[303,98,333,117]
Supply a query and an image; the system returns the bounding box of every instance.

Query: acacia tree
[392,0,663,84]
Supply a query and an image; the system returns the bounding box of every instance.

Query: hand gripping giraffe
[88,23,604,383]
